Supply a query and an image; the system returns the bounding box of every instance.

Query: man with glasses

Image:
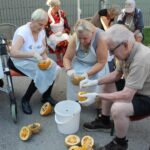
[79,24,150,150]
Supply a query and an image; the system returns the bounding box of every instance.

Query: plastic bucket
[54,100,81,134]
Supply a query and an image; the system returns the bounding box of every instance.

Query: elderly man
[79,24,150,150]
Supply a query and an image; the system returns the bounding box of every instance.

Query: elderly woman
[9,9,60,114]
[63,19,109,101]
[45,0,70,67]
[117,0,144,42]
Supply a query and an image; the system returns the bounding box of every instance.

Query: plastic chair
[0,23,19,123]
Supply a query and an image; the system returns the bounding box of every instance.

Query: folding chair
[0,23,20,123]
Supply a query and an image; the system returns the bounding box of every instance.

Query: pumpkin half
[19,126,32,141]
[77,92,88,102]
[40,102,52,116]
[27,122,41,134]
[71,75,85,86]
[65,135,80,147]
[38,59,52,70]
[69,145,80,150]
[81,136,94,148]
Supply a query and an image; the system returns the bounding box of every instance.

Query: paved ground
[0,68,150,150]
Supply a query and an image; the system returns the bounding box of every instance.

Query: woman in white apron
[9,9,60,114]
[46,0,70,67]
[63,19,109,101]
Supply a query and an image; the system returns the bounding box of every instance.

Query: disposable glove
[79,92,99,106]
[80,79,99,89]
[33,51,42,61]
[67,69,75,77]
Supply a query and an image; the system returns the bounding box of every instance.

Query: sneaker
[97,139,128,150]
[83,116,112,132]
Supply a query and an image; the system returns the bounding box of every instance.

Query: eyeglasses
[109,42,124,55]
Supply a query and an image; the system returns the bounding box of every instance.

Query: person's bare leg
[111,102,134,138]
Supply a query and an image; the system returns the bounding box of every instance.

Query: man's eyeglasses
[109,42,124,55]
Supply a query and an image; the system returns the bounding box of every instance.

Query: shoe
[0,79,4,87]
[41,96,57,106]
[83,116,112,132]
[21,99,32,114]
[97,139,128,150]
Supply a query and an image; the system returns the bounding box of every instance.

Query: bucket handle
[55,115,73,125]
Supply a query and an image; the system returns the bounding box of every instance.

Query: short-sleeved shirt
[116,43,150,96]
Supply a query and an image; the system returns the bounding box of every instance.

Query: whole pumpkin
[38,59,51,70]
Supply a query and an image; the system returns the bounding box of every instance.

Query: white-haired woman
[45,0,70,67]
[63,19,109,101]
[9,8,60,114]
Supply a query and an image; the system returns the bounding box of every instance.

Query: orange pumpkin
[72,75,85,86]
[78,92,88,102]
[40,102,52,116]
[19,126,32,141]
[38,59,52,70]
[27,122,41,134]
[65,135,80,147]
[81,136,94,148]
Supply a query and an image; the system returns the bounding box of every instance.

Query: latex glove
[67,69,75,77]
[79,93,99,106]
[80,79,99,89]
[55,31,62,36]
[33,51,42,61]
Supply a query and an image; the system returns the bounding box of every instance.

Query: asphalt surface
[0,68,150,150]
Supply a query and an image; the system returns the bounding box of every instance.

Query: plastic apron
[47,9,69,50]
[67,33,109,101]
[11,29,60,94]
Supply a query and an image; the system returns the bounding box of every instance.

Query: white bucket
[54,100,81,134]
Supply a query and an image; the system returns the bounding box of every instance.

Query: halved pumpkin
[77,92,88,102]
[69,145,80,150]
[19,126,32,141]
[72,75,85,86]
[81,136,94,148]
[27,122,41,134]
[40,102,52,116]
[38,58,52,70]
[65,135,80,147]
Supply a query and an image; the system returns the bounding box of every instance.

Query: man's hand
[79,92,99,106]
[80,79,99,88]
[33,51,42,61]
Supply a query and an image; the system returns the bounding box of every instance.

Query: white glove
[67,69,75,77]
[55,31,62,36]
[33,51,42,61]
[80,79,99,88]
[79,93,99,106]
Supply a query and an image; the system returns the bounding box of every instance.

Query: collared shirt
[116,43,150,96]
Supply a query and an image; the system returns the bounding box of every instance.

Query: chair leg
[110,121,114,136]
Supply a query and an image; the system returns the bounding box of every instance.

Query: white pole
[77,0,81,20]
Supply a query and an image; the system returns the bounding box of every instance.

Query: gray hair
[31,8,48,21]
[104,24,135,45]
[46,0,61,7]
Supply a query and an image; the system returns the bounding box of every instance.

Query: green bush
[143,27,150,46]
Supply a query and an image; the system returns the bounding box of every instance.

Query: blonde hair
[74,19,95,34]
[31,8,48,21]
[46,0,61,7]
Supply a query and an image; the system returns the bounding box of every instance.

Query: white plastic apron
[67,34,109,101]
[47,9,69,50]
